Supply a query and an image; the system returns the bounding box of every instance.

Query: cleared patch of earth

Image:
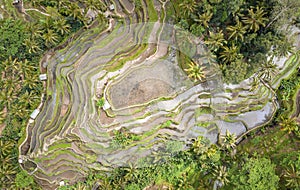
[108,59,191,109]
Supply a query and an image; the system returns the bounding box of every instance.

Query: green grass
[48,143,71,151]
[145,0,158,22]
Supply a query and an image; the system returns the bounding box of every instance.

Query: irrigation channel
[19,0,300,189]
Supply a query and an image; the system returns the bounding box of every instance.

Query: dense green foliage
[0,0,106,188]
[0,0,299,189]
[15,170,35,188]
[229,158,279,190]
[171,0,300,83]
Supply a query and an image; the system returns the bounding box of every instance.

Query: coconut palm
[20,59,37,79]
[194,11,213,28]
[258,58,278,81]
[219,45,241,64]
[53,18,70,35]
[11,103,29,119]
[283,164,300,189]
[0,140,14,157]
[179,0,197,17]
[242,6,268,32]
[279,116,298,134]
[0,160,17,183]
[184,61,206,82]
[124,163,138,181]
[85,0,106,12]
[43,29,59,47]
[39,18,54,31]
[192,136,209,155]
[205,30,226,52]
[220,130,237,150]
[25,23,43,39]
[24,38,41,54]
[213,165,229,186]
[226,20,247,41]
[68,3,83,20]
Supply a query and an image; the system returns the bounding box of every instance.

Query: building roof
[109,4,115,11]
[39,74,47,81]
[30,109,40,119]
[103,100,111,110]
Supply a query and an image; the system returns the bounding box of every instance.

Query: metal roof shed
[39,74,47,81]
[109,4,115,11]
[30,109,40,120]
[103,101,111,110]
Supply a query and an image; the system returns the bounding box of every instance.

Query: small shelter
[109,4,115,11]
[39,74,47,81]
[30,109,40,120]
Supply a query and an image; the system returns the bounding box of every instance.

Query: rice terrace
[1,0,300,189]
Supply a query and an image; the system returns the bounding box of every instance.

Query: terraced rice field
[18,0,300,189]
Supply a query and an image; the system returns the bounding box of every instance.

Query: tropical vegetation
[0,0,299,189]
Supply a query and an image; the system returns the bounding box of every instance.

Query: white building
[109,4,115,11]
[39,74,47,81]
[103,100,111,110]
[30,109,40,120]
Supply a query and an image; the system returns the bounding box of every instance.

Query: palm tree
[20,59,37,80]
[85,0,106,12]
[19,91,40,108]
[226,20,247,41]
[258,58,278,81]
[124,163,138,182]
[39,18,54,31]
[24,38,41,54]
[220,130,237,150]
[242,6,268,32]
[43,29,59,47]
[0,160,17,184]
[283,164,300,189]
[68,3,83,20]
[11,103,29,119]
[279,116,298,134]
[194,11,213,28]
[184,61,206,82]
[0,140,14,157]
[179,0,197,17]
[53,18,70,35]
[192,136,209,155]
[25,23,43,39]
[0,139,17,188]
[205,30,226,52]
[213,165,229,186]
[219,45,241,64]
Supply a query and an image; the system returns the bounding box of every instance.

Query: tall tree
[179,0,197,17]
[226,20,247,41]
[194,11,213,28]
[184,61,206,82]
[53,18,70,35]
[220,130,237,150]
[205,30,226,52]
[43,29,59,47]
[258,58,278,81]
[219,45,241,64]
[242,6,268,33]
